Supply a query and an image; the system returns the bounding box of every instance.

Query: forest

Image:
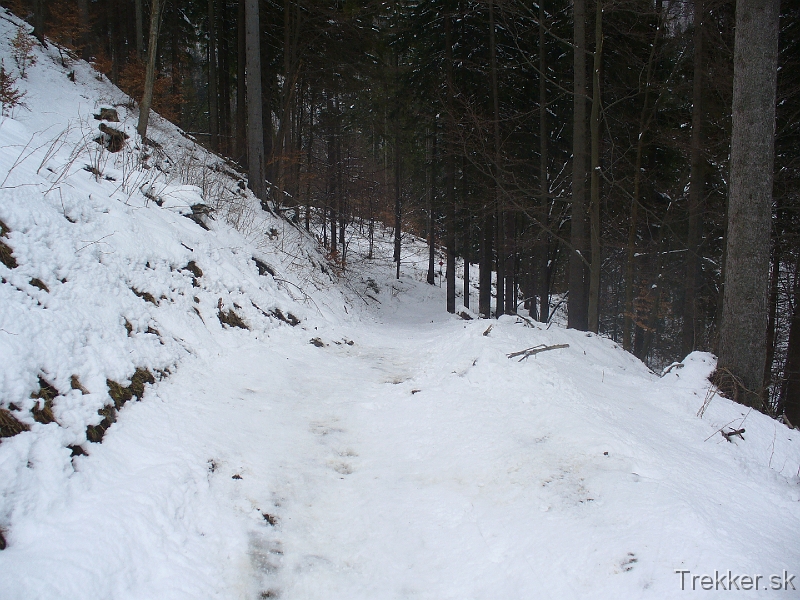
[4,0,797,422]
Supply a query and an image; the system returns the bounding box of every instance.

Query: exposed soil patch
[132,287,157,305]
[0,407,29,438]
[31,376,58,425]
[29,278,49,292]
[219,309,248,329]
[87,369,155,443]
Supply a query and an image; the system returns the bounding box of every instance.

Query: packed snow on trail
[0,11,799,600]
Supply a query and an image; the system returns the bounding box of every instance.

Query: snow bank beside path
[0,11,339,595]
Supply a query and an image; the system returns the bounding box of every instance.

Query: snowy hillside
[1,11,799,600]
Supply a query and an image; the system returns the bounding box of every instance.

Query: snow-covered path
[7,282,798,600]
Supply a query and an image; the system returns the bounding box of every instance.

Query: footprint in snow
[329,460,353,475]
[620,552,638,572]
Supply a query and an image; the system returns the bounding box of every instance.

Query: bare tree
[716,0,780,408]
[245,0,267,203]
[136,0,163,140]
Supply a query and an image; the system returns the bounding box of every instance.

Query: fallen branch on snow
[721,428,745,442]
[507,343,569,362]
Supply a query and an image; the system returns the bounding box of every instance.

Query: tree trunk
[219,0,231,156]
[489,0,503,317]
[260,28,273,184]
[682,0,705,358]
[780,259,800,424]
[538,0,548,322]
[445,12,456,310]
[135,0,143,60]
[587,0,602,333]
[245,0,267,204]
[427,128,436,285]
[763,243,780,392]
[137,0,162,140]
[78,0,90,60]
[479,211,493,318]
[623,18,660,352]
[237,0,247,166]
[463,210,471,309]
[33,0,46,44]
[208,0,219,152]
[716,0,779,408]
[568,0,589,331]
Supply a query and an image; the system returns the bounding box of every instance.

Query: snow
[1,10,799,599]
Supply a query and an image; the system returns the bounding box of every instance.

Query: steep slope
[1,11,799,600]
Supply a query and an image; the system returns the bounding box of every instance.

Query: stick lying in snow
[721,428,745,442]
[507,344,569,362]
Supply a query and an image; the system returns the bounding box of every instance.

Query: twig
[76,232,114,253]
[661,362,684,377]
[704,419,738,442]
[507,343,569,361]
[721,428,745,442]
[272,277,320,313]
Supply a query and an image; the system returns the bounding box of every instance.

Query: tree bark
[764,243,780,391]
[479,211,493,318]
[489,0,503,317]
[682,0,705,358]
[716,0,779,408]
[219,0,231,156]
[208,0,219,152]
[427,128,436,285]
[537,0,549,322]
[78,0,90,60]
[780,259,800,424]
[33,0,46,44]
[236,0,247,166]
[135,0,144,60]
[136,0,162,140]
[245,0,267,204]
[623,16,660,352]
[568,0,589,331]
[445,12,456,310]
[587,0,602,333]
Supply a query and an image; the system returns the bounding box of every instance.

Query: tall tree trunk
[479,211,493,318]
[445,12,456,310]
[716,0,779,408]
[682,0,705,358]
[568,0,589,331]
[305,87,314,232]
[328,96,338,255]
[134,0,143,59]
[245,0,267,204]
[237,0,247,166]
[78,0,90,60]
[489,0,503,317]
[137,0,162,140]
[538,0,549,322]
[780,258,800,425]
[260,29,273,184]
[394,127,401,278]
[170,11,182,127]
[587,0,602,333]
[427,128,436,285]
[33,0,46,44]
[208,0,219,152]
[219,0,231,156]
[464,210,471,309]
[623,17,660,352]
[764,243,780,392]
